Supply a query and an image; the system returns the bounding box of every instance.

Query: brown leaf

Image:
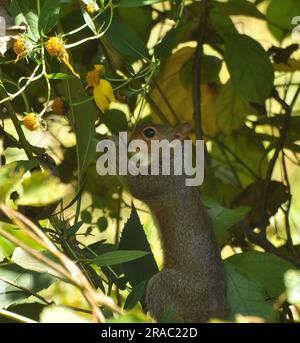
[150,47,220,136]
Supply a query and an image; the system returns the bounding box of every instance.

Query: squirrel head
[118,122,192,201]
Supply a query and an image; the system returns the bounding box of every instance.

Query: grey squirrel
[118,123,230,323]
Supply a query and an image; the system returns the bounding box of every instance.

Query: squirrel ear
[173,122,192,140]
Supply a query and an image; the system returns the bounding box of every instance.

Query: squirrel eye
[143,127,156,138]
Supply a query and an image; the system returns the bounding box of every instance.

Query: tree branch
[260,87,300,230]
[193,0,209,140]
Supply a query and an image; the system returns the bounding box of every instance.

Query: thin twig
[0,275,52,305]
[145,94,172,124]
[260,86,300,229]
[0,87,34,159]
[193,0,209,140]
[213,136,260,179]
[0,205,122,322]
[153,80,180,123]
[281,151,294,254]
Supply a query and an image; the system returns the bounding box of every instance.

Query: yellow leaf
[93,79,116,112]
[150,47,220,136]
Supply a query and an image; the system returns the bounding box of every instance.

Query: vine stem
[0,309,37,323]
[65,1,114,49]
[0,86,34,160]
[193,0,209,140]
[0,65,42,105]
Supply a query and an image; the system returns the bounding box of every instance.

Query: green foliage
[215,82,254,134]
[105,20,149,61]
[10,0,40,41]
[224,34,274,104]
[16,171,69,207]
[266,0,300,41]
[90,250,149,267]
[225,262,278,321]
[11,247,61,279]
[0,264,53,309]
[203,196,250,244]
[226,251,294,299]
[119,206,159,287]
[104,109,128,134]
[38,0,61,34]
[118,0,163,7]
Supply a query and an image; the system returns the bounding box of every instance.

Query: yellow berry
[86,69,101,88]
[45,36,66,57]
[13,36,30,61]
[45,36,80,78]
[86,3,99,14]
[86,64,105,88]
[23,113,40,131]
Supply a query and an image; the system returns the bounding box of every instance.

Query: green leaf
[63,77,97,187]
[16,171,69,207]
[0,264,53,309]
[227,251,294,298]
[38,0,60,34]
[180,54,222,86]
[0,236,15,262]
[225,262,278,321]
[67,221,84,237]
[0,225,44,254]
[209,7,237,40]
[10,0,40,41]
[90,250,149,267]
[14,159,40,172]
[11,247,61,279]
[0,163,22,202]
[266,0,300,41]
[202,196,249,244]
[224,34,274,104]
[103,109,128,134]
[0,160,40,201]
[81,5,97,34]
[118,0,163,7]
[118,205,159,286]
[105,19,149,60]
[47,73,76,80]
[97,216,108,232]
[117,7,152,44]
[216,81,254,134]
[211,127,268,186]
[155,21,198,60]
[81,210,92,224]
[124,280,147,310]
[84,243,127,290]
[285,270,300,307]
[213,0,265,19]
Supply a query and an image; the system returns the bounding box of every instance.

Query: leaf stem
[0,86,34,160]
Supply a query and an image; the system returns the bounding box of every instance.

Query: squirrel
[118,122,230,323]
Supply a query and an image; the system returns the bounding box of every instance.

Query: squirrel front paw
[146,269,187,323]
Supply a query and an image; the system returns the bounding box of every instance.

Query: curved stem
[193,0,209,140]
[0,86,34,159]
